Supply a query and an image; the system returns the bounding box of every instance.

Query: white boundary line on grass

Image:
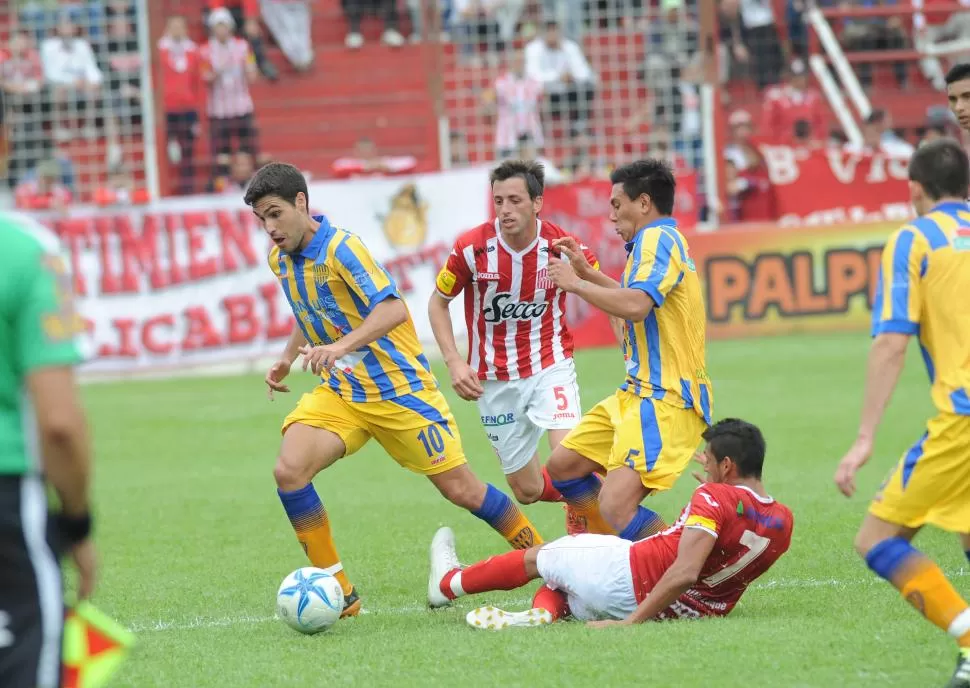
[126,570,968,634]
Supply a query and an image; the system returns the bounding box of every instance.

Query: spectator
[101,16,142,131]
[201,8,260,183]
[331,136,418,177]
[158,15,204,195]
[453,0,526,63]
[541,0,583,41]
[205,0,279,80]
[14,158,72,212]
[40,14,104,141]
[524,19,597,135]
[515,133,565,185]
[718,0,751,85]
[724,158,777,222]
[845,108,915,157]
[828,0,908,90]
[761,58,825,145]
[20,1,106,43]
[0,31,45,187]
[915,0,970,90]
[213,151,256,193]
[259,0,314,71]
[482,50,544,158]
[342,0,405,49]
[723,109,760,172]
[738,0,784,89]
[449,129,470,166]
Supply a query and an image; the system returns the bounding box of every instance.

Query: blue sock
[618,505,667,542]
[865,537,919,581]
[551,474,601,511]
[472,484,540,549]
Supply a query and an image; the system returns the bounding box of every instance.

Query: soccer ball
[276,567,344,634]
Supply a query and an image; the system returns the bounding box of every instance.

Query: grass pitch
[83,332,966,687]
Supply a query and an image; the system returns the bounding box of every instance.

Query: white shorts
[477,359,581,475]
[535,534,637,622]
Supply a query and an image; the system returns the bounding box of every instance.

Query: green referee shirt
[0,212,84,475]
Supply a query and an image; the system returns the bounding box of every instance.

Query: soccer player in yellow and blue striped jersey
[246,163,542,619]
[834,139,970,688]
[542,159,713,542]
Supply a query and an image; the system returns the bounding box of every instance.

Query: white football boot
[465,606,553,630]
[428,526,461,609]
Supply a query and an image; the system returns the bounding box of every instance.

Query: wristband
[57,512,92,544]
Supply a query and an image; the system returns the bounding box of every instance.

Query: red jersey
[629,483,793,619]
[761,85,825,144]
[157,37,203,113]
[434,219,598,381]
[207,0,260,18]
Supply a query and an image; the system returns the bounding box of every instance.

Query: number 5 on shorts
[554,386,568,410]
[417,425,446,457]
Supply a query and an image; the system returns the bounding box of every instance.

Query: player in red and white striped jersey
[429,160,600,513]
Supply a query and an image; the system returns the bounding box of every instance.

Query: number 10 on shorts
[417,425,446,457]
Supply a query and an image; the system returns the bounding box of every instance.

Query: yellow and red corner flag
[62,603,135,688]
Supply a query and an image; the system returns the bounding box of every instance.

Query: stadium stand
[0,0,965,212]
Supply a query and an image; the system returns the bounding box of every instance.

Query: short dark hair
[945,63,970,85]
[243,162,308,207]
[702,418,766,480]
[908,137,970,201]
[490,160,544,200]
[609,159,676,215]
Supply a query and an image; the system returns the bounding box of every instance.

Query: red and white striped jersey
[200,37,254,119]
[435,219,598,381]
[493,72,544,152]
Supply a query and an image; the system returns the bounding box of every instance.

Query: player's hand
[299,343,347,376]
[586,618,629,629]
[265,359,292,400]
[71,539,98,601]
[690,451,709,485]
[552,238,592,278]
[547,257,583,293]
[834,438,873,498]
[447,359,484,401]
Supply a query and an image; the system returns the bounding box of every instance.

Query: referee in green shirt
[0,211,97,688]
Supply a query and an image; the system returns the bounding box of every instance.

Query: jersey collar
[624,216,677,254]
[930,200,970,214]
[735,484,774,504]
[299,215,335,259]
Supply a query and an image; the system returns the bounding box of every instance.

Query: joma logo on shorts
[481,413,515,426]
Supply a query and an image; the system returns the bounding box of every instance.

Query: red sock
[532,584,569,620]
[539,466,563,502]
[441,549,532,599]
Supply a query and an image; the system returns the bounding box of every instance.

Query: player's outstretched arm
[834,332,909,497]
[300,298,408,375]
[589,528,715,628]
[548,256,654,321]
[553,237,620,289]
[265,325,306,398]
[428,292,483,401]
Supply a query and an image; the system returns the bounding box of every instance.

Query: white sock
[948,608,970,641]
[449,570,465,598]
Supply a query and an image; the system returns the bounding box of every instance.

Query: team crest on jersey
[535,268,555,290]
[312,263,330,281]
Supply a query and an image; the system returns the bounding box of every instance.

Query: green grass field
[82,332,967,687]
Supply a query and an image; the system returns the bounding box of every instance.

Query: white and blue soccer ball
[276,567,344,634]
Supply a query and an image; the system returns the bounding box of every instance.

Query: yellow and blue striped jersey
[619,218,712,424]
[872,201,970,415]
[269,215,437,402]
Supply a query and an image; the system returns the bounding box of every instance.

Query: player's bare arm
[428,292,484,401]
[28,365,97,599]
[265,326,307,399]
[834,332,909,497]
[588,528,716,629]
[548,256,655,321]
[300,297,408,375]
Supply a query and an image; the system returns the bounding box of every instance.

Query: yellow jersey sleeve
[332,233,400,309]
[627,228,685,307]
[872,227,926,337]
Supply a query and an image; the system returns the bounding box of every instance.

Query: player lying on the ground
[428,418,793,629]
[246,163,544,619]
[429,160,598,522]
[834,138,970,688]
